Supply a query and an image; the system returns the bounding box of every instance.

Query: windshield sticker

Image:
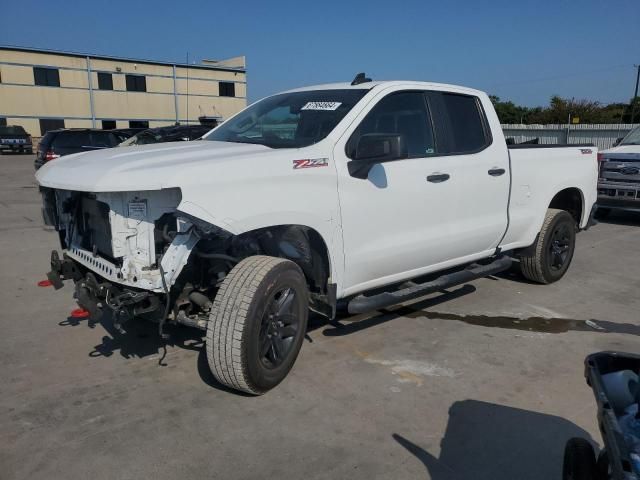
[301,102,342,111]
[293,158,329,169]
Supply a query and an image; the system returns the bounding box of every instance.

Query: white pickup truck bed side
[501,145,598,250]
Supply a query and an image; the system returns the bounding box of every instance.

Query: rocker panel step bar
[347,256,513,314]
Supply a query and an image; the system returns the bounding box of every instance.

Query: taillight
[44,150,60,162]
[597,153,606,178]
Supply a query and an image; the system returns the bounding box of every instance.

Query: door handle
[427,173,450,183]
[488,168,506,176]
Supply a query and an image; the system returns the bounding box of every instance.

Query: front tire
[206,255,309,395]
[519,208,576,284]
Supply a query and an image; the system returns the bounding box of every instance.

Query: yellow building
[0,45,247,137]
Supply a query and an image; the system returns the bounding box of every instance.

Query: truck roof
[283,80,486,97]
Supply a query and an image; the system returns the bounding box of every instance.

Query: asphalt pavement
[1,154,639,480]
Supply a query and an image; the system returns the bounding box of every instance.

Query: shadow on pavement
[595,210,640,227]
[322,285,477,337]
[59,309,203,362]
[323,284,640,337]
[393,399,597,480]
[196,348,255,397]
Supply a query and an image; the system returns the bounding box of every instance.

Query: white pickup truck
[37,75,598,394]
[596,125,640,216]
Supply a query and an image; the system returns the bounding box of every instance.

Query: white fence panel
[501,124,638,150]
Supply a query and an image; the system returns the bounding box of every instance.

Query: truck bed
[507,143,595,149]
[498,144,598,251]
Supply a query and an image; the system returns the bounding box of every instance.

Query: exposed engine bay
[40,187,332,333]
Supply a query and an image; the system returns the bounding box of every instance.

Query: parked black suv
[0,126,33,154]
[119,125,212,147]
[34,129,132,170]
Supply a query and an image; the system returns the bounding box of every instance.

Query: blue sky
[2,0,638,106]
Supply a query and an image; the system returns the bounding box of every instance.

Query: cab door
[334,88,509,296]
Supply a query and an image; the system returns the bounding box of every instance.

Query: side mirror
[348,133,408,179]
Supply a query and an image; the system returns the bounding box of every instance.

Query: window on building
[427,92,491,154]
[97,72,113,90]
[102,120,116,130]
[129,120,149,129]
[39,119,65,135]
[125,75,146,92]
[0,118,7,127]
[219,82,235,97]
[33,67,61,87]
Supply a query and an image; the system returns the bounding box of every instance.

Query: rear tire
[519,208,576,284]
[206,255,309,395]
[562,438,597,480]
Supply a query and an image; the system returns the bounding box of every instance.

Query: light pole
[631,64,640,125]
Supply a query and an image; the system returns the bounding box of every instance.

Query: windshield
[204,89,368,148]
[620,126,640,146]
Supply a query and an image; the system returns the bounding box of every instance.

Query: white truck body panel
[500,147,598,250]
[331,84,512,295]
[36,80,597,299]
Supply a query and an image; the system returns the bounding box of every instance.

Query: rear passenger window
[427,92,490,154]
[90,132,116,147]
[348,91,435,158]
[53,132,91,148]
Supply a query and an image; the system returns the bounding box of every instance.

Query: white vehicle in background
[36,74,598,395]
[597,125,640,216]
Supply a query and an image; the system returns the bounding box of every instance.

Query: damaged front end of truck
[41,186,334,336]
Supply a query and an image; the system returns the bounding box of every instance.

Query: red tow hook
[70,308,91,318]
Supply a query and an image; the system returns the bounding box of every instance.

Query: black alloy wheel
[258,287,302,369]
[548,221,573,271]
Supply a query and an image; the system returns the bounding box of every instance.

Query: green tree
[489,95,531,124]
[491,95,639,125]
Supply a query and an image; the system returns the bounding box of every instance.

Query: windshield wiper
[218,139,274,148]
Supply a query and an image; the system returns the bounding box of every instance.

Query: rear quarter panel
[499,146,598,250]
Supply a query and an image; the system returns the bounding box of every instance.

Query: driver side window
[347,91,435,159]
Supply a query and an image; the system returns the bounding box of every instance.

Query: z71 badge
[293,158,329,169]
